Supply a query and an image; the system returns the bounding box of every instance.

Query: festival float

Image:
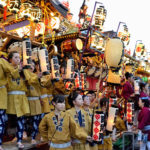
[0,0,150,149]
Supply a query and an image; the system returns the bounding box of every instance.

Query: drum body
[61,38,83,52]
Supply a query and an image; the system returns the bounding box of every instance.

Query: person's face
[138,98,144,108]
[11,53,20,66]
[92,93,96,100]
[74,94,83,107]
[55,102,65,111]
[35,64,40,72]
[60,67,65,74]
[87,94,92,101]
[83,96,90,106]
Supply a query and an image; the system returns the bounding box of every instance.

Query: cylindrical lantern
[35,22,45,36]
[74,71,82,89]
[0,0,7,8]
[7,0,21,14]
[32,47,39,61]
[22,37,32,66]
[81,73,86,90]
[92,111,104,144]
[134,79,140,95]
[106,106,118,132]
[105,38,124,68]
[51,16,60,30]
[38,47,50,75]
[127,101,134,125]
[66,57,74,79]
[51,56,60,80]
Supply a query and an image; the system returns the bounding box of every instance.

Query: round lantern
[30,6,42,23]
[105,38,124,68]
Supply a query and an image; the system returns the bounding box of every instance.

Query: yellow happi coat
[67,107,91,150]
[24,69,42,116]
[84,108,98,150]
[41,75,54,111]
[40,75,52,113]
[0,58,19,110]
[39,111,88,150]
[115,115,126,132]
[6,72,30,117]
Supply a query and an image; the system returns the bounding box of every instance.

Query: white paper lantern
[7,0,21,14]
[38,47,50,74]
[66,58,74,79]
[22,37,32,66]
[105,38,124,68]
[51,56,60,80]
[106,106,118,132]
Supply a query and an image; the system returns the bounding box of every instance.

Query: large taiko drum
[61,38,83,52]
[105,38,124,68]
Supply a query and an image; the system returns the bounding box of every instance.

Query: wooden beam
[0,31,42,51]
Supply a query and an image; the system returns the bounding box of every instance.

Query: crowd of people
[0,50,150,150]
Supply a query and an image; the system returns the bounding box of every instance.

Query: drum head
[76,39,83,50]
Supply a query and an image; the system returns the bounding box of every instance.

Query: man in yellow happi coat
[23,61,42,144]
[67,91,91,150]
[39,95,92,150]
[0,57,19,150]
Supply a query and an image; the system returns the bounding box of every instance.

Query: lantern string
[42,7,46,46]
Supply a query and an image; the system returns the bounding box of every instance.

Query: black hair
[52,95,65,104]
[68,91,79,107]
[140,82,147,91]
[8,51,19,62]
[140,97,149,107]
[125,72,133,80]
[83,95,88,101]
[100,97,109,108]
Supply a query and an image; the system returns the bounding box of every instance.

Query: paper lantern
[81,73,86,90]
[38,47,50,75]
[66,58,74,79]
[109,97,117,107]
[30,6,42,23]
[51,56,60,80]
[35,22,45,36]
[92,111,104,143]
[22,37,32,66]
[94,5,107,31]
[105,38,124,68]
[7,0,21,14]
[106,106,118,132]
[51,16,60,30]
[74,71,82,89]
[134,79,140,95]
[127,101,134,125]
[0,0,7,8]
